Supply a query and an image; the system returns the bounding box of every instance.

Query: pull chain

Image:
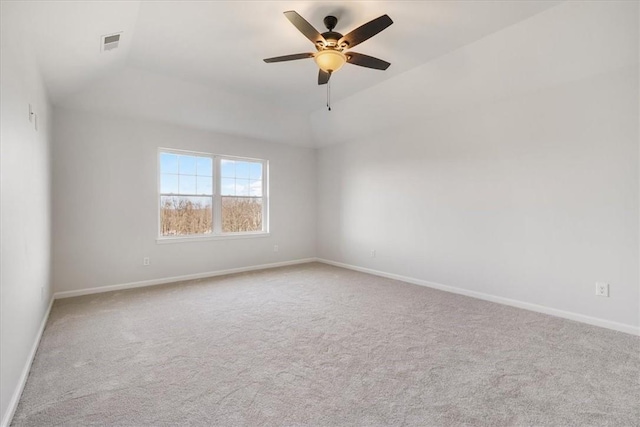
[326,77,331,111]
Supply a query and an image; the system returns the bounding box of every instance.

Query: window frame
[157,148,269,243]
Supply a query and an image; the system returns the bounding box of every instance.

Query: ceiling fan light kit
[314,49,346,73]
[264,10,393,110]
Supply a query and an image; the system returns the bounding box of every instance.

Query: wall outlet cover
[595,282,609,297]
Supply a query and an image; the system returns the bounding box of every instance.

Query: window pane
[179,175,196,194]
[235,161,251,179]
[178,155,197,175]
[250,180,262,197]
[249,162,262,180]
[161,174,179,194]
[160,196,213,236]
[222,197,262,233]
[196,157,212,176]
[196,176,213,195]
[221,178,236,196]
[221,159,235,178]
[236,179,250,196]
[160,153,178,174]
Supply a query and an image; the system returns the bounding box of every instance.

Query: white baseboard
[54,256,640,335]
[54,258,317,299]
[316,258,640,336]
[2,297,54,427]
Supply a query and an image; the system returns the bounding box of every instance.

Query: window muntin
[159,150,268,239]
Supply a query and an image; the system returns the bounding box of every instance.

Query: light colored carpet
[12,262,640,426]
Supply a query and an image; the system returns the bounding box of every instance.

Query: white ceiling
[7,1,563,146]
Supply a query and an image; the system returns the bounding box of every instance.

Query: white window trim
[157,148,269,242]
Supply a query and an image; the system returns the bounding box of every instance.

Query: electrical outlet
[143,257,150,266]
[273,245,279,252]
[595,282,609,297]
[370,249,376,258]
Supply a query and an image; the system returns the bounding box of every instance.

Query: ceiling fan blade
[284,11,326,46]
[318,70,331,85]
[346,52,390,70]
[339,15,393,49]
[264,53,314,63]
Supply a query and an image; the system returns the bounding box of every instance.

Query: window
[159,149,268,239]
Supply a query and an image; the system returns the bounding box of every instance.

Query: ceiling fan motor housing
[321,31,344,48]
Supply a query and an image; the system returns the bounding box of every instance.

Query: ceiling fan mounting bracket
[323,15,338,31]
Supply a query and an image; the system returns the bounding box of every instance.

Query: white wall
[316,1,640,331]
[58,65,316,148]
[52,108,316,293]
[0,2,53,424]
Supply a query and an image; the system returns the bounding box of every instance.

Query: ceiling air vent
[101,32,122,52]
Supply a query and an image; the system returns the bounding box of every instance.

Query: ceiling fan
[264,11,393,85]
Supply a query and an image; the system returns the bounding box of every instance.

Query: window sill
[156,232,270,244]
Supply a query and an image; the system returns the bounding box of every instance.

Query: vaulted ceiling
[6,1,562,146]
